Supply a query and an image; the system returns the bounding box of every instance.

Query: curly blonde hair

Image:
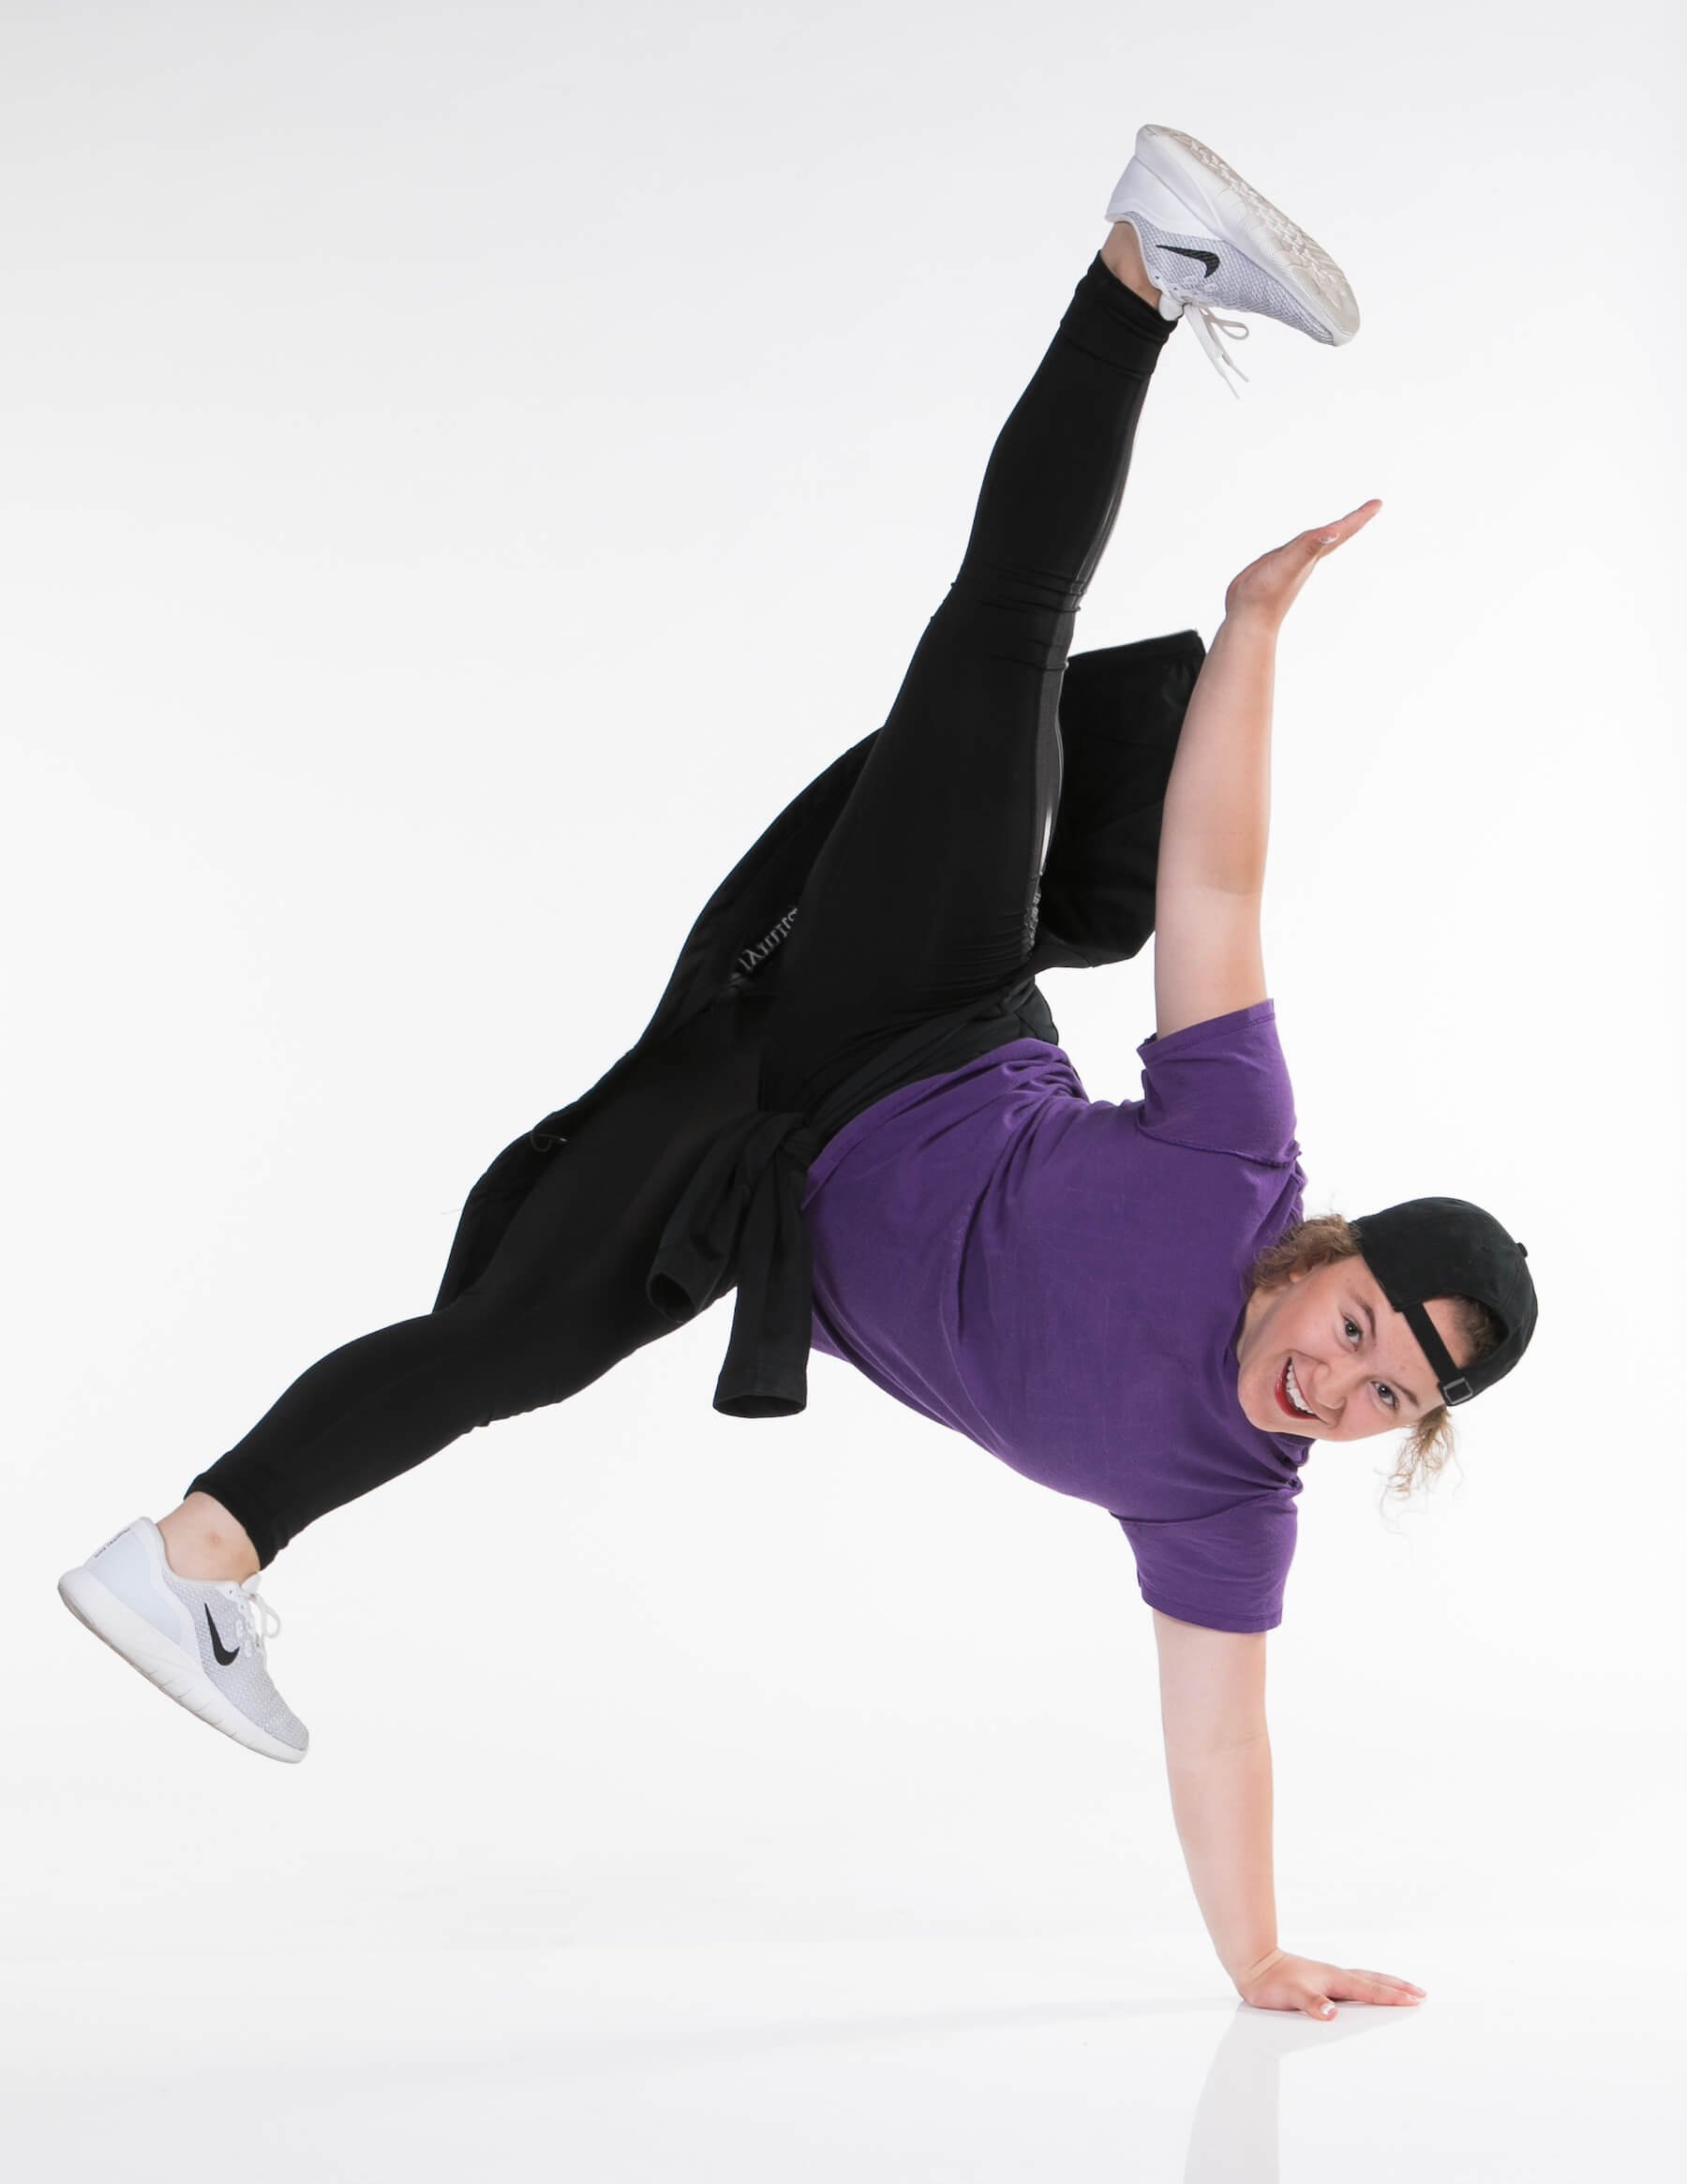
[1245,1211,1505,1503]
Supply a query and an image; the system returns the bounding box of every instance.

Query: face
[1232,1254,1468,1442]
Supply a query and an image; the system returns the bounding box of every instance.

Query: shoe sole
[1135,123,1361,344]
[57,1564,306,1764]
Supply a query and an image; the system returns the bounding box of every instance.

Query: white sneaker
[58,1517,308,1763]
[1104,124,1362,396]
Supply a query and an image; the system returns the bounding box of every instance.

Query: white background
[4,2,1681,2176]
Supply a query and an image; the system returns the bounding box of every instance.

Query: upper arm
[1152,881,1266,1042]
[1152,1607,1268,1758]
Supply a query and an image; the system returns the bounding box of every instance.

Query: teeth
[1284,1360,1317,1420]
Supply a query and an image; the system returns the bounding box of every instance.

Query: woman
[60,125,1536,2019]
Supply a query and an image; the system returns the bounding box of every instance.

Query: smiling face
[1232,1253,1469,1442]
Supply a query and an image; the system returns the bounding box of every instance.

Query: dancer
[61,127,1535,2017]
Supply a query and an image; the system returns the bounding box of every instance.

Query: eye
[1343,1315,1398,1412]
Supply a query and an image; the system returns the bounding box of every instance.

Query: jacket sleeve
[1029,628,1206,973]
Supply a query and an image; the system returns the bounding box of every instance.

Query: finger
[1351,1969,1428,1994]
[1313,501,1382,547]
[1339,1973,1425,2006]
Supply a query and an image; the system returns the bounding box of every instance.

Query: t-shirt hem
[1137,998,1277,1056]
[804,1037,1070,1196]
[1141,1591,1282,1635]
[1135,1124,1301,1169]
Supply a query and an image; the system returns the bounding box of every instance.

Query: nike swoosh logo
[1162,246,1219,277]
[205,1604,240,1666]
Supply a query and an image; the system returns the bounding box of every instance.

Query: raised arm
[1152,501,1381,1040]
[1153,1607,1429,2021]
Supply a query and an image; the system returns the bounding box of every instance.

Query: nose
[1308,1350,1368,1423]
[1300,1354,1352,1424]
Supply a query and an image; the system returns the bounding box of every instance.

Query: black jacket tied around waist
[431,631,1207,1420]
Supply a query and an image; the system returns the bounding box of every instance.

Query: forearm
[1164,1732,1278,1984]
[1157,608,1279,897]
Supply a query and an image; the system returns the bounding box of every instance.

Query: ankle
[1101,219,1163,312]
[157,1495,261,1585]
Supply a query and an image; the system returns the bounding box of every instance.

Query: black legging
[185,253,1174,1566]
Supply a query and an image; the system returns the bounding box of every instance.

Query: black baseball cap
[1350,1196,1537,1407]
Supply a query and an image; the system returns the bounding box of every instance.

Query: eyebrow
[1358,1298,1427,1415]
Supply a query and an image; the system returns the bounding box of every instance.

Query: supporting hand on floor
[1231,1943,1426,2021]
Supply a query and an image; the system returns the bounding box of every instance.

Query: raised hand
[1223,499,1382,628]
[1232,1945,1427,2021]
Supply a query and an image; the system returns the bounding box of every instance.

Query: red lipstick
[1276,1357,1317,1424]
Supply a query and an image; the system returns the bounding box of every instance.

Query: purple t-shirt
[800,1000,1311,1632]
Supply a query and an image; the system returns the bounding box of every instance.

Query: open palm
[1224,499,1382,625]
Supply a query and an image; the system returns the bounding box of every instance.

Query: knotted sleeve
[647,1109,824,1418]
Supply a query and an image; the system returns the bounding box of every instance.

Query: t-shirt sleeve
[1113,1493,1299,1633]
[1135,999,1299,1166]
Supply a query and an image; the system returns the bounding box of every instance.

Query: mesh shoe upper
[1103,126,1360,397]
[85,1519,308,1753]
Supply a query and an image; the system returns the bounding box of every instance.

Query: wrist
[1222,1948,1274,2000]
[1217,603,1283,644]
[1228,1943,1282,1990]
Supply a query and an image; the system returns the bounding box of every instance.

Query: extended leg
[167,1005,756,1568]
[761,245,1176,1115]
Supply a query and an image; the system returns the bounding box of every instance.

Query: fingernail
[1320,2003,1335,2016]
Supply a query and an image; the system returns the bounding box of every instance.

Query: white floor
[4,1922,1675,2179]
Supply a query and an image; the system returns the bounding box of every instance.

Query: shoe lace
[1180,302,1252,398]
[232,1574,282,1660]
